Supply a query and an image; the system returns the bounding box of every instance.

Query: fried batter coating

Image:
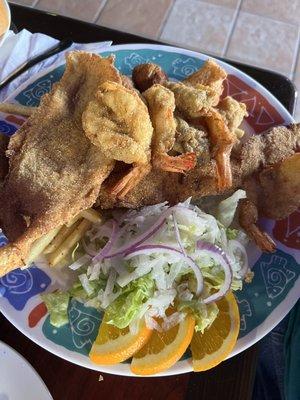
[252,153,300,220]
[174,117,210,163]
[238,123,300,178]
[165,81,215,118]
[183,59,227,105]
[83,81,152,164]
[69,53,122,124]
[0,51,118,276]
[82,81,153,198]
[144,84,196,173]
[204,108,236,190]
[97,124,300,215]
[121,74,135,90]
[238,198,276,252]
[218,96,248,139]
[132,63,168,92]
[259,153,300,219]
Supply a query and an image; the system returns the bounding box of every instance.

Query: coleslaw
[42,190,249,334]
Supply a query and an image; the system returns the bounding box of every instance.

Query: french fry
[65,214,81,227]
[25,226,61,264]
[0,103,36,116]
[47,219,92,267]
[44,223,79,255]
[65,208,102,227]
[80,208,102,224]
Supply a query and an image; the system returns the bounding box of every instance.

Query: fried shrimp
[144,84,196,173]
[164,82,215,118]
[238,198,276,252]
[82,81,153,199]
[174,117,210,162]
[183,59,227,105]
[204,108,236,190]
[218,96,248,139]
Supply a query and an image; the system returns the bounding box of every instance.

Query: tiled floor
[10,0,300,118]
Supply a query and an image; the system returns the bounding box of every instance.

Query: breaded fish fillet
[0,51,122,276]
[96,124,300,211]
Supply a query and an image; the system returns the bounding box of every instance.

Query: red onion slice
[196,240,232,303]
[89,222,114,241]
[124,244,204,296]
[93,220,119,262]
[82,238,98,257]
[105,206,187,259]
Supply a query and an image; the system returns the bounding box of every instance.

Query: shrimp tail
[238,198,276,253]
[215,150,233,190]
[153,152,196,173]
[109,164,151,199]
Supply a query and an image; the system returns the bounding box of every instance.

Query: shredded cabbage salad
[42,190,249,333]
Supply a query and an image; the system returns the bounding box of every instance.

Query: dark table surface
[1,4,296,400]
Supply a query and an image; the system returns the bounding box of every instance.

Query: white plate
[0,43,299,377]
[0,341,52,400]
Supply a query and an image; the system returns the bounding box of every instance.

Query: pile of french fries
[26,208,102,267]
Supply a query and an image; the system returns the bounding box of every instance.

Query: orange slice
[190,291,240,372]
[89,315,152,365]
[131,314,195,375]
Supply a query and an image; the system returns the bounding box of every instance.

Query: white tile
[227,12,299,75]
[161,0,235,56]
[242,0,300,25]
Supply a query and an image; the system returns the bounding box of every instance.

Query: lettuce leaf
[105,274,155,329]
[217,189,246,227]
[226,228,239,240]
[178,300,219,333]
[42,291,70,328]
[69,276,106,300]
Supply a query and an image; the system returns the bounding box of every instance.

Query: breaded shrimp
[174,117,210,163]
[144,84,196,173]
[218,96,248,139]
[238,198,276,252]
[183,59,227,105]
[165,81,216,118]
[204,108,236,190]
[96,124,300,220]
[82,81,153,199]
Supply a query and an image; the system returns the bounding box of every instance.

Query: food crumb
[245,271,254,283]
[98,374,104,382]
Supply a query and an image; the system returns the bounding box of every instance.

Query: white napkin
[0,29,112,101]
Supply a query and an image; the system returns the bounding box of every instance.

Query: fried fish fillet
[0,51,122,276]
[244,153,300,220]
[96,124,300,211]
